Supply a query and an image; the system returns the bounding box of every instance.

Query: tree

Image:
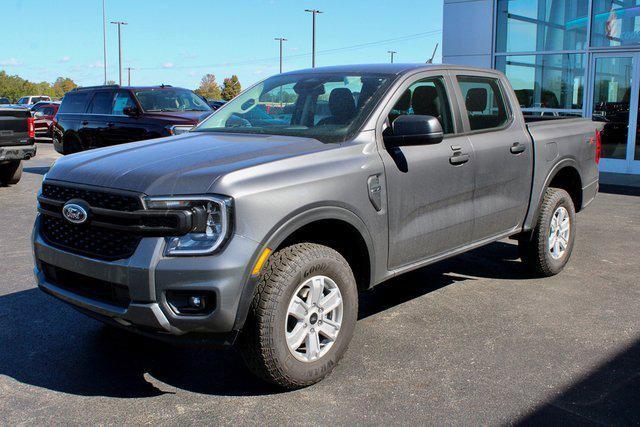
[221,75,241,101]
[106,80,116,85]
[52,77,78,98]
[194,73,222,100]
[0,71,77,101]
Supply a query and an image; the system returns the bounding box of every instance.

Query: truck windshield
[194,72,393,143]
[134,88,211,112]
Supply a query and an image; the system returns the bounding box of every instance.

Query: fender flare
[231,204,376,331]
[524,157,583,232]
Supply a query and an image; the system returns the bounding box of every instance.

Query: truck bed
[0,108,32,147]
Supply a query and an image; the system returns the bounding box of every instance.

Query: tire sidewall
[541,191,576,273]
[270,250,358,385]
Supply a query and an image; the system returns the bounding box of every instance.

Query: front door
[589,53,640,174]
[381,74,476,270]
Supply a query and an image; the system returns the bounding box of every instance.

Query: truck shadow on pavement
[0,241,533,398]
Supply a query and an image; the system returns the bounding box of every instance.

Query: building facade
[443,0,640,175]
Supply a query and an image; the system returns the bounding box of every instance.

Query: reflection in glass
[592,57,633,160]
[496,0,588,53]
[591,0,640,47]
[495,54,585,113]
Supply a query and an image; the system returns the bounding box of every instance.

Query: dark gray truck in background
[0,107,36,186]
[32,64,602,388]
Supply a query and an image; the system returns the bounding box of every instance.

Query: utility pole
[126,67,134,85]
[274,37,287,74]
[388,50,397,63]
[304,9,323,68]
[102,0,107,84]
[110,21,128,85]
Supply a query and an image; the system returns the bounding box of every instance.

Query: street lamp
[126,67,134,85]
[110,20,128,85]
[102,0,107,84]
[388,50,397,63]
[304,9,323,68]
[274,37,287,74]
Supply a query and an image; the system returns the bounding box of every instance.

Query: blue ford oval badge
[62,203,88,224]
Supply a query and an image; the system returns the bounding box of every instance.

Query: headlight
[144,195,233,256]
[168,125,194,135]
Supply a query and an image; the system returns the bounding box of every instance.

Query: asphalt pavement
[1,143,639,425]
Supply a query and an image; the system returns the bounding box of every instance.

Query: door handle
[81,120,89,126]
[449,153,470,165]
[510,142,526,154]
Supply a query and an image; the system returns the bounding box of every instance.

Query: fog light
[166,290,216,316]
[189,296,204,309]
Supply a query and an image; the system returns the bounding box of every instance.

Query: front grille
[39,182,145,260]
[41,262,131,309]
[40,216,142,260]
[42,182,142,211]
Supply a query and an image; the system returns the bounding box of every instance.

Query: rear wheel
[519,187,576,276]
[0,161,23,186]
[63,135,83,154]
[239,243,358,389]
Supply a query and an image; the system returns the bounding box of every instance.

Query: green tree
[52,77,77,98]
[221,75,241,101]
[0,71,77,101]
[194,73,222,100]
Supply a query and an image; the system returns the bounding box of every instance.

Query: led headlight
[167,124,194,135]
[144,195,232,256]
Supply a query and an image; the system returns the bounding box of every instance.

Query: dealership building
[443,0,640,176]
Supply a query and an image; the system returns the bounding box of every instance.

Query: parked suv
[52,85,212,154]
[34,64,601,389]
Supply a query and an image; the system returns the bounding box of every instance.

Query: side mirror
[384,115,443,146]
[33,111,44,118]
[123,106,140,117]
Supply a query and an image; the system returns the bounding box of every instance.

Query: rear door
[85,90,115,148]
[451,72,533,240]
[380,72,476,270]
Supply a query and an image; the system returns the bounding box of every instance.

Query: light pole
[304,9,322,68]
[388,50,397,63]
[126,67,134,85]
[102,0,107,84]
[274,37,287,74]
[110,21,128,85]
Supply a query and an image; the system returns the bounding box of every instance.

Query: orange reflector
[251,248,272,276]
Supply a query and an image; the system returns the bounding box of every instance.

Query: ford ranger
[32,64,602,389]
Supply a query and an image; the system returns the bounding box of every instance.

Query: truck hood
[46,132,335,195]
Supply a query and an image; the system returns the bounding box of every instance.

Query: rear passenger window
[58,92,90,114]
[87,91,115,114]
[457,76,510,131]
[387,77,453,134]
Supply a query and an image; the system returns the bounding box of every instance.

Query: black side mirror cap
[384,115,444,146]
[123,106,140,117]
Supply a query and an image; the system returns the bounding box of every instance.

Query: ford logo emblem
[62,203,89,225]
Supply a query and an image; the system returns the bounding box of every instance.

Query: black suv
[53,85,212,154]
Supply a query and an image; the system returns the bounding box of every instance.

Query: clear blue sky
[0,0,443,89]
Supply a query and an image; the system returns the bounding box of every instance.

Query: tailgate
[0,108,31,147]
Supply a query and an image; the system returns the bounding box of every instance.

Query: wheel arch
[232,205,376,331]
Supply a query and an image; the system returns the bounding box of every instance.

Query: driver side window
[387,77,453,134]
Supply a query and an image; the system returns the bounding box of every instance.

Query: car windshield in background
[134,88,211,112]
[195,72,393,143]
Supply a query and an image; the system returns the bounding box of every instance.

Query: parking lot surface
[1,143,639,425]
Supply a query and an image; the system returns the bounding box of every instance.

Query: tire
[0,161,23,186]
[519,188,576,277]
[63,135,83,155]
[239,243,358,389]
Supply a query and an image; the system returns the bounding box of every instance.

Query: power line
[136,29,442,71]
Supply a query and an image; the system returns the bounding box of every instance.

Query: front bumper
[0,144,36,162]
[32,215,260,343]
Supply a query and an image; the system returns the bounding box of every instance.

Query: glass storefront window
[496,0,589,53]
[495,54,585,112]
[591,0,640,47]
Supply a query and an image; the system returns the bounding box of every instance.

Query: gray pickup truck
[1,107,36,185]
[33,64,602,388]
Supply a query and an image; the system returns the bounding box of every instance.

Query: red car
[32,102,60,141]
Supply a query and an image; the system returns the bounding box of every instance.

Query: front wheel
[519,188,576,276]
[239,243,358,389]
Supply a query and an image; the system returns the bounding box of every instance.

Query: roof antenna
[426,43,439,64]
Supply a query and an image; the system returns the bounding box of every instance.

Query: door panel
[382,74,475,270]
[453,74,533,240]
